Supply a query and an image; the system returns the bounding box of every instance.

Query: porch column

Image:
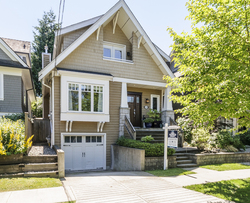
[119,82,130,137]
[162,86,174,125]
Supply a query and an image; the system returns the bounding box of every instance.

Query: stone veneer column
[119,82,130,137]
[162,86,175,125]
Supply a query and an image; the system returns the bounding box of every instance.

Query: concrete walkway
[0,186,68,203]
[163,167,250,187]
[1,168,250,202]
[62,171,225,203]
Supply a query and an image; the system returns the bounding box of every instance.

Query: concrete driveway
[62,171,224,203]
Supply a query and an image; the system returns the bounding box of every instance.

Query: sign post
[163,124,180,170]
[163,123,168,170]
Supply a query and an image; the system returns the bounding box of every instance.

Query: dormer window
[103,41,126,61]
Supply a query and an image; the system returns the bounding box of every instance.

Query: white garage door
[62,134,106,170]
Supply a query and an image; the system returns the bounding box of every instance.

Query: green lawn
[185,178,250,203]
[146,168,196,177]
[0,177,62,192]
[200,163,250,171]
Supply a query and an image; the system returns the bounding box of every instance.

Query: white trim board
[113,77,167,88]
[39,0,174,81]
[0,74,4,100]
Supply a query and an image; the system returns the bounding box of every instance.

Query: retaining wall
[186,152,250,166]
[145,156,177,170]
[111,145,176,171]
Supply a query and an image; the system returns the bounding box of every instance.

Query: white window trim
[61,132,106,170]
[68,82,104,113]
[0,74,3,100]
[60,71,110,122]
[103,41,126,61]
[151,94,160,111]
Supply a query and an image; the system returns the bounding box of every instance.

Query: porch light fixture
[145,98,149,103]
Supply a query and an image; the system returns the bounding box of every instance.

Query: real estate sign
[168,130,178,148]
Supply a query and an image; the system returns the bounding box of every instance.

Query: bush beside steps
[116,136,175,157]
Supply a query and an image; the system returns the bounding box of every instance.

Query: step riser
[177,160,193,164]
[177,165,198,168]
[0,172,58,178]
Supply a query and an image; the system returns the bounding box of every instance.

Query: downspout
[42,81,53,148]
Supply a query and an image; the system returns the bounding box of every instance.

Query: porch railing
[124,115,136,140]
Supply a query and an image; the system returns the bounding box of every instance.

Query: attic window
[103,41,126,61]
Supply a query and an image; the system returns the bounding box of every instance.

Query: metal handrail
[124,115,136,140]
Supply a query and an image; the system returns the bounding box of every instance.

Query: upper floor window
[68,83,103,113]
[0,74,3,100]
[103,41,126,61]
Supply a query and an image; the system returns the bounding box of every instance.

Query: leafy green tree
[165,0,250,131]
[31,10,59,96]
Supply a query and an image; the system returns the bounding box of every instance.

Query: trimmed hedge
[116,137,175,157]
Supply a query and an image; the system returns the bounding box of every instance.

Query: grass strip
[200,163,250,171]
[0,177,62,192]
[185,178,250,203]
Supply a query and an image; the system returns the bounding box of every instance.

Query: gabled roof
[2,38,31,54]
[0,38,28,67]
[0,38,35,102]
[39,0,175,80]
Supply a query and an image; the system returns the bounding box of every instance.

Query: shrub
[32,97,43,118]
[0,118,33,155]
[4,113,25,121]
[116,137,175,157]
[141,135,154,142]
[176,117,193,143]
[191,128,213,151]
[239,130,250,145]
[216,131,245,151]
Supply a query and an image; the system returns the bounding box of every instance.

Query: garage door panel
[73,146,83,170]
[64,146,73,170]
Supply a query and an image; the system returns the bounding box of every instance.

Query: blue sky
[0,0,191,55]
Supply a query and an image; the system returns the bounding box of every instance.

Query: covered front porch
[116,78,175,140]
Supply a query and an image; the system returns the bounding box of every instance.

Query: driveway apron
[62,171,224,203]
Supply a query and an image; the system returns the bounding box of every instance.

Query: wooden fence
[25,113,51,143]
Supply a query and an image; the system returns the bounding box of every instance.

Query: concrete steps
[175,152,197,168]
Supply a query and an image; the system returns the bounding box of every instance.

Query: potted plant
[147,109,162,128]
[143,118,154,128]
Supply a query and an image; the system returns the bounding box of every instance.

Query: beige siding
[63,26,91,51]
[103,22,132,61]
[54,76,61,146]
[58,26,164,83]
[127,87,162,117]
[55,81,121,167]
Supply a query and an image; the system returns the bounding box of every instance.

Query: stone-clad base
[145,156,177,170]
[187,152,250,166]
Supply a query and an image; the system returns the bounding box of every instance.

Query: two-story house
[39,0,175,171]
[0,38,35,116]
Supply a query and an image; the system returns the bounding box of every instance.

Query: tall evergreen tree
[31,10,59,96]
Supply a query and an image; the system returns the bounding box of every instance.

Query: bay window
[68,83,104,113]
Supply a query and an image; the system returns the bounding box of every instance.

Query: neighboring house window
[68,83,103,113]
[0,74,3,100]
[151,94,160,111]
[103,41,126,61]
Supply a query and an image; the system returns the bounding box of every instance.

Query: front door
[127,92,141,127]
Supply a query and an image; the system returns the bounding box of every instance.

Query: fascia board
[113,77,166,87]
[120,1,174,78]
[0,39,28,68]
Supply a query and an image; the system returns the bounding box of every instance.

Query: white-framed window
[151,94,160,111]
[103,41,126,61]
[68,83,104,113]
[0,74,3,100]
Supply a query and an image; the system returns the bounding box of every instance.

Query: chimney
[42,45,51,69]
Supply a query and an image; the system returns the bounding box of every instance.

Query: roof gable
[39,0,174,80]
[0,38,28,68]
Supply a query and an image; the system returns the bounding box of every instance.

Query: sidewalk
[162,167,250,186]
[0,186,68,203]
